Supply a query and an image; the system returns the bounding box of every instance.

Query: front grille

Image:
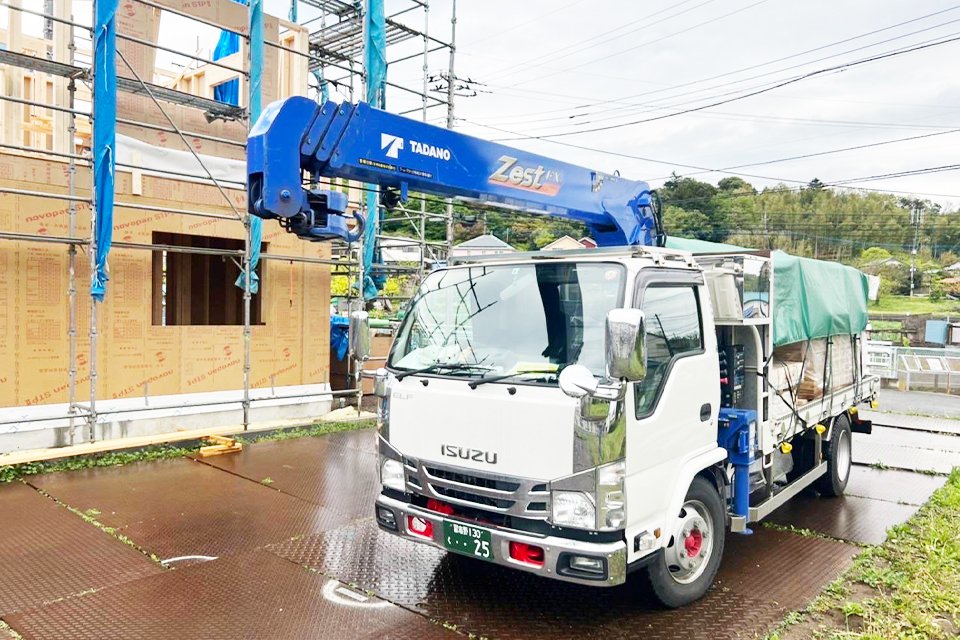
[406,459,550,518]
[424,467,520,493]
[432,486,515,510]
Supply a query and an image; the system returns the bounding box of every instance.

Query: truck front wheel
[646,476,725,608]
[816,414,852,497]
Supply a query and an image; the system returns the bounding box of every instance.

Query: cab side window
[634,286,704,418]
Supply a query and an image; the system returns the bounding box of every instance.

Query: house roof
[863,257,903,267]
[541,235,583,251]
[453,234,514,250]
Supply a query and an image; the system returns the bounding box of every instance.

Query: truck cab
[373,247,733,605]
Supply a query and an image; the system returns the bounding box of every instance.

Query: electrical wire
[468,6,960,125]
[488,34,960,142]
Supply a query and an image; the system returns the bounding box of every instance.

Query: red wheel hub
[684,529,703,557]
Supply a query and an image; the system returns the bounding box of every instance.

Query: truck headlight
[551,491,596,530]
[380,457,405,492]
[597,460,626,530]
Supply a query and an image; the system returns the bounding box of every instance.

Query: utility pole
[909,203,922,298]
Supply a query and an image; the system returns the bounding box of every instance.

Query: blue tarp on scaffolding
[91,0,118,301]
[216,0,263,295]
[362,0,387,300]
[212,26,241,106]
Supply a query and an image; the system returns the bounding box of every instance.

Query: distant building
[450,234,516,258]
[541,235,598,251]
[861,257,903,274]
[379,238,423,264]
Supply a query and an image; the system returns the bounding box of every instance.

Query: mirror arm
[593,378,626,401]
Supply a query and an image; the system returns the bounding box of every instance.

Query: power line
[459,117,960,200]
[496,0,775,87]
[489,34,960,141]
[479,0,718,82]
[467,6,960,125]
[505,17,960,129]
[648,128,960,180]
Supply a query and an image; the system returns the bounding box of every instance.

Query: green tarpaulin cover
[664,237,869,346]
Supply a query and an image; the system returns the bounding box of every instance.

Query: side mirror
[349,310,370,362]
[558,364,598,399]
[605,308,647,382]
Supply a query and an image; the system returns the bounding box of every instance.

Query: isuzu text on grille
[441,445,498,465]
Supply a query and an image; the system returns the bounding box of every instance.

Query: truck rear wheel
[646,476,725,608]
[816,414,852,497]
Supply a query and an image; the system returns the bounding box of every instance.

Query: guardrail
[866,342,960,393]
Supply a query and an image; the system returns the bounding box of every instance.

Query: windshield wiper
[395,362,491,381]
[467,368,559,389]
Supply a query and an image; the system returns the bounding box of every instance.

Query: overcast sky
[16,1,958,208]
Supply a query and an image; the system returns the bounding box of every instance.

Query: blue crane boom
[247,96,663,247]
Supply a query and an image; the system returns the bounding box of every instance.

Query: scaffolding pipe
[443,0,457,260]
[0,187,90,202]
[0,93,87,116]
[0,388,364,428]
[116,117,247,147]
[66,12,80,447]
[115,50,245,222]
[0,1,89,30]
[117,32,249,76]
[132,0,246,34]
[418,1,428,279]
[245,0,265,431]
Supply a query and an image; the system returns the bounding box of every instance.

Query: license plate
[442,520,493,561]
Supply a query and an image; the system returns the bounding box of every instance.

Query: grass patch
[0,445,197,484]
[235,419,373,445]
[769,468,960,639]
[0,619,24,639]
[761,521,868,547]
[869,295,960,315]
[0,420,374,484]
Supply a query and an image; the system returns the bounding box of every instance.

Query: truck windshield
[389,262,624,381]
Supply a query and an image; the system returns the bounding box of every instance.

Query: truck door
[625,269,721,537]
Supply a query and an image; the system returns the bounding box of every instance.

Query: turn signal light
[509,541,545,567]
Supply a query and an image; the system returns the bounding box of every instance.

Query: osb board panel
[0,193,17,406]
[151,0,250,36]
[115,94,247,161]
[116,1,161,80]
[0,154,332,407]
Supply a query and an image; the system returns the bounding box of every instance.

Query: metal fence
[866,342,960,393]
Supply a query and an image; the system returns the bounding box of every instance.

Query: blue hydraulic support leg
[718,408,758,535]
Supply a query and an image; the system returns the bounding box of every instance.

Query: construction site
[0,0,454,457]
[1,2,959,639]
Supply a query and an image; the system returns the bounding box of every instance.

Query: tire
[646,476,725,608]
[816,414,852,497]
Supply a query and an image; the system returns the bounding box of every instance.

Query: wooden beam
[0,425,247,467]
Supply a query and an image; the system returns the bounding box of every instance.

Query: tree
[859,247,892,266]
[662,205,709,239]
[717,176,756,195]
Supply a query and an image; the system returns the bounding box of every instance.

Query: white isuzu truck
[242,95,877,608]
[370,242,877,607]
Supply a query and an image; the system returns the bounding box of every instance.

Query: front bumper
[375,493,628,587]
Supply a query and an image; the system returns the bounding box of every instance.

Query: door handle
[700,403,711,422]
